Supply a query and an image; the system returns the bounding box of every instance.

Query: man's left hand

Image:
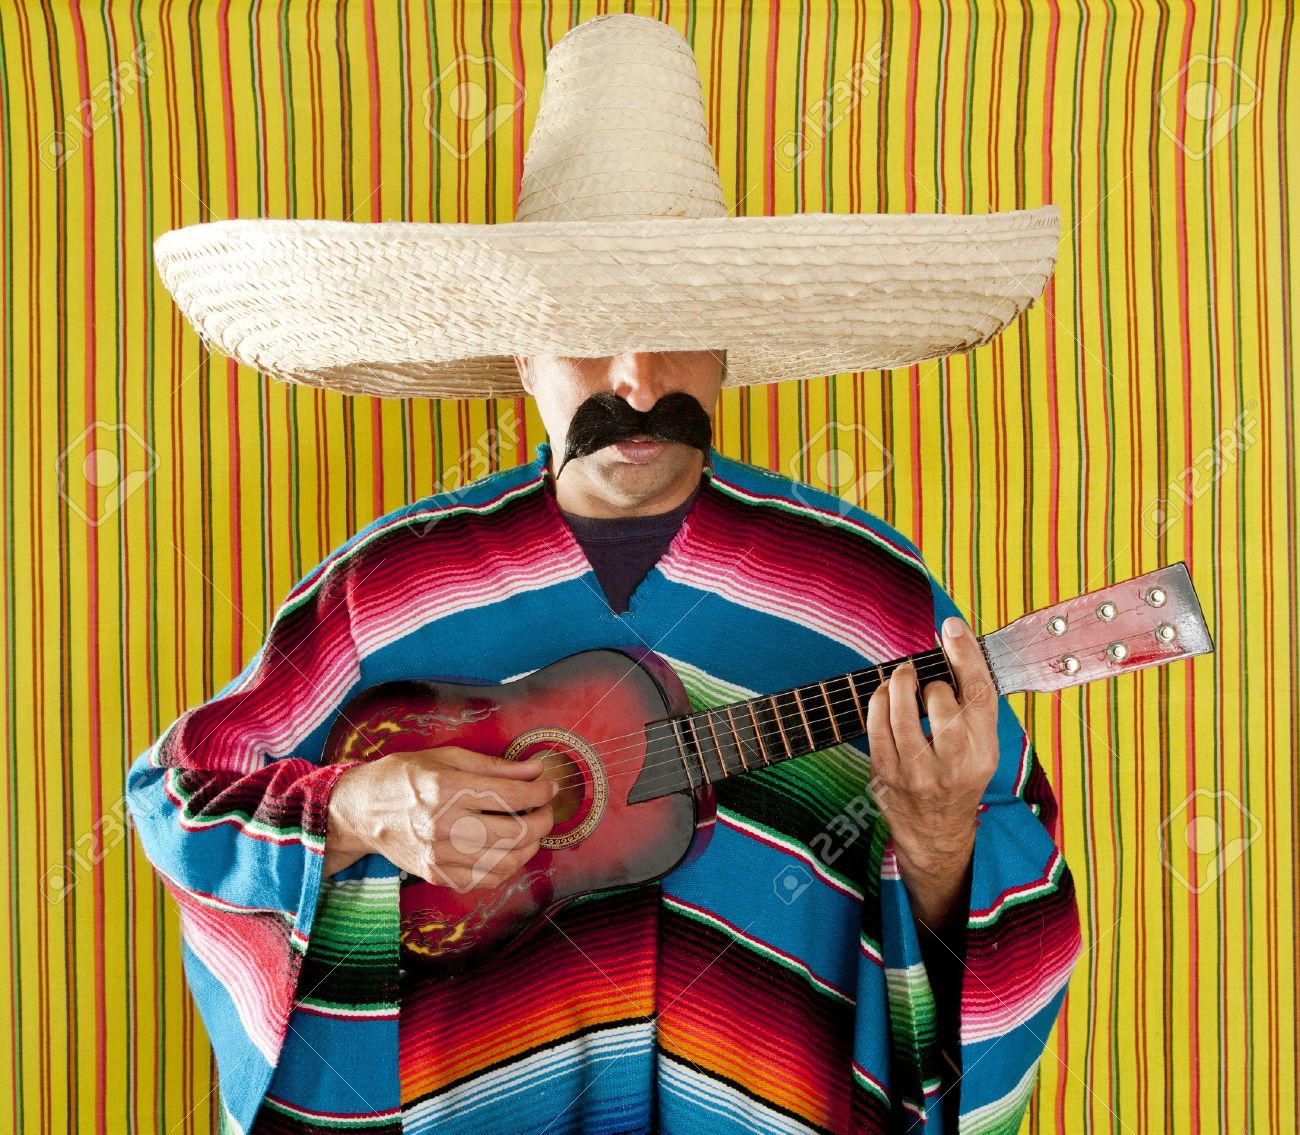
[865,615,1001,931]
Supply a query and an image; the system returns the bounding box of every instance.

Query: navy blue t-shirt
[559,483,701,615]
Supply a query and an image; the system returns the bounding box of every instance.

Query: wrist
[325,762,372,858]
[892,827,975,933]
[891,817,976,880]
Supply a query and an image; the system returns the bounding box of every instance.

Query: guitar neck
[630,561,1212,803]
[634,645,963,800]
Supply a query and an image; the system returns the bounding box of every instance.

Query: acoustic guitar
[321,561,1211,975]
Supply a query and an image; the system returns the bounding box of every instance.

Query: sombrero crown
[152,13,1060,400]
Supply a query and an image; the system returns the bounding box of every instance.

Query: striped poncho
[125,439,1082,1134]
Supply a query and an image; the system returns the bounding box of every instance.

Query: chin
[597,444,692,489]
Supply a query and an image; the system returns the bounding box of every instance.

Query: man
[132,14,1080,1134]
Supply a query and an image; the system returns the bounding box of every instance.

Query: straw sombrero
[152,13,1061,401]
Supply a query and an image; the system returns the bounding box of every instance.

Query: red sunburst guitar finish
[320,562,1212,977]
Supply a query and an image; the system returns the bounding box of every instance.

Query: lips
[611,438,665,464]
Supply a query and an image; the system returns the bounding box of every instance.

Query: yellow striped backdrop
[2,1,1293,1131]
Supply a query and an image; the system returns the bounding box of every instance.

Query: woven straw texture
[151,14,1060,399]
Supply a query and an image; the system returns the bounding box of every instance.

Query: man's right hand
[323,747,557,889]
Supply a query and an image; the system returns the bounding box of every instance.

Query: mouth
[611,436,666,463]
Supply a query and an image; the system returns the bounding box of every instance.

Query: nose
[610,353,668,414]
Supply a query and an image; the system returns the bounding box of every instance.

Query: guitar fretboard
[628,644,964,803]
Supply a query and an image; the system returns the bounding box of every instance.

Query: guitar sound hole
[534,746,584,825]
[502,728,607,849]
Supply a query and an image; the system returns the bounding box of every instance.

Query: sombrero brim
[152,206,1060,400]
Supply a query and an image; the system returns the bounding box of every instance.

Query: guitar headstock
[978,562,1214,695]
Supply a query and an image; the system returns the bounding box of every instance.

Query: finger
[431,746,551,780]
[479,774,559,812]
[434,810,545,871]
[939,617,998,712]
[865,674,900,785]
[420,856,534,891]
[887,661,933,767]
[918,677,960,738]
[439,767,557,813]
[472,839,538,881]
[516,801,555,844]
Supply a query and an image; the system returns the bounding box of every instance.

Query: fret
[723,705,750,771]
[932,647,957,692]
[679,717,712,784]
[754,696,790,759]
[703,710,729,776]
[817,680,842,743]
[845,671,868,732]
[690,708,743,781]
[797,681,840,751]
[825,674,863,741]
[746,700,772,765]
[790,688,817,750]
[769,692,797,756]
[665,719,696,788]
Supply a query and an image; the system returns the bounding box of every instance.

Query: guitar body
[320,646,715,975]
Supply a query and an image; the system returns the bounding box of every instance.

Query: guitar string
[502,610,1184,793]
[382,607,1180,797]
[477,655,959,796]
[536,596,1177,779]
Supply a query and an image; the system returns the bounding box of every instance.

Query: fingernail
[943,616,965,638]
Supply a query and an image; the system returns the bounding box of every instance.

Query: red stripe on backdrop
[1250,9,1283,1133]
[903,2,922,547]
[764,1,779,217]
[364,0,386,518]
[66,1,111,1130]
[1279,0,1298,1121]
[13,5,54,1131]
[215,0,247,674]
[1167,11,1200,1129]
[509,0,528,468]
[1037,3,1068,1129]
[847,0,862,218]
[1,15,10,1128]
[848,0,866,568]
[1117,6,1146,1123]
[1260,11,1291,1131]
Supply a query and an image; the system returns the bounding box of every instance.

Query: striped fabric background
[0,1,1292,1132]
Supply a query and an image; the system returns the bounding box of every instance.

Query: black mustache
[556,391,714,479]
